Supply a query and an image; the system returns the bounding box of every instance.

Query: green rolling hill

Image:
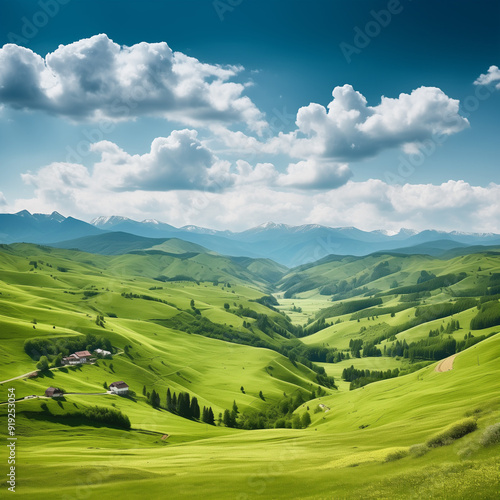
[0,241,498,499]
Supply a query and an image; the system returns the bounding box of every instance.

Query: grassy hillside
[0,242,498,498]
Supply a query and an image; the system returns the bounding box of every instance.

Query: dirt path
[435,354,457,372]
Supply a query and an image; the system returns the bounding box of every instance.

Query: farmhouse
[45,387,63,398]
[74,350,92,362]
[109,381,129,395]
[62,350,94,365]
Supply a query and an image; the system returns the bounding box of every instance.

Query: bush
[384,449,409,462]
[409,443,429,457]
[426,418,478,448]
[479,423,500,447]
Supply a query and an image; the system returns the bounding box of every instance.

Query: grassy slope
[0,243,499,498]
[2,328,498,500]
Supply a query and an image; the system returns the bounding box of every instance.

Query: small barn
[45,387,63,398]
[109,381,129,395]
[94,348,111,357]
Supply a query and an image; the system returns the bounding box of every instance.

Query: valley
[0,237,499,499]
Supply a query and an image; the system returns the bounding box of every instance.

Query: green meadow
[0,242,499,498]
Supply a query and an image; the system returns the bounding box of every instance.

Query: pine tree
[301,412,311,427]
[166,388,172,411]
[142,385,146,396]
[232,400,239,414]
[208,407,215,426]
[190,397,200,420]
[172,392,177,412]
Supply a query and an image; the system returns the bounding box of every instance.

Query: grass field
[0,243,499,498]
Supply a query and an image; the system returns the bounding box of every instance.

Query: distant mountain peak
[91,215,132,226]
[48,211,65,222]
[257,222,290,230]
[15,209,31,217]
[142,218,160,225]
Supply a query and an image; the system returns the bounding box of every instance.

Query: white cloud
[90,130,234,192]
[216,85,469,162]
[287,85,469,160]
[0,192,7,207]
[23,129,236,193]
[474,65,500,90]
[0,34,266,132]
[277,159,352,189]
[12,165,500,234]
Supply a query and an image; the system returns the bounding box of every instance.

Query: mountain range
[1,210,500,266]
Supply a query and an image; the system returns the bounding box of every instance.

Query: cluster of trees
[349,338,363,358]
[342,365,399,390]
[362,342,382,357]
[456,332,493,352]
[144,386,215,425]
[251,295,279,311]
[81,406,131,429]
[25,333,112,362]
[301,317,334,337]
[95,314,106,328]
[416,270,436,284]
[121,291,176,308]
[470,300,500,330]
[227,391,314,430]
[350,302,418,320]
[318,298,383,321]
[42,404,131,430]
[384,339,410,358]
[428,319,460,337]
[406,337,457,361]
[381,272,467,296]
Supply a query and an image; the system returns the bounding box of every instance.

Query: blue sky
[0,0,499,232]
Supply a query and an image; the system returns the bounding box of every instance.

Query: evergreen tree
[172,392,177,411]
[207,407,215,426]
[301,412,312,428]
[223,409,232,427]
[190,397,200,420]
[142,385,146,396]
[166,388,172,411]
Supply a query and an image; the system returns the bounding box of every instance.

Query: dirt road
[435,354,457,372]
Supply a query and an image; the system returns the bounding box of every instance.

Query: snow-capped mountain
[2,211,500,266]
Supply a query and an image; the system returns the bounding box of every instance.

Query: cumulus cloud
[23,129,237,193]
[474,65,500,90]
[22,129,356,195]
[216,85,469,162]
[0,34,266,132]
[13,163,500,235]
[0,192,7,206]
[91,130,234,191]
[277,159,352,189]
[278,85,469,160]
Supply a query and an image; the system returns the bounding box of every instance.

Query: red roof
[74,350,92,358]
